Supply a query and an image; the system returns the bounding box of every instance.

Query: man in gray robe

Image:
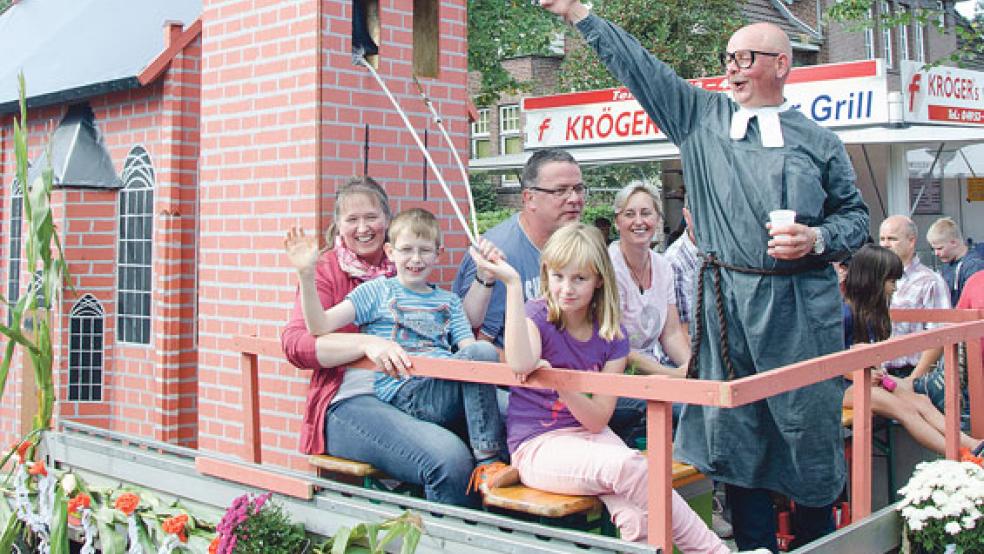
[539,2,870,551]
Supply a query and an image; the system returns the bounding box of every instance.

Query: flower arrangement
[898,457,984,553]
[209,492,307,554]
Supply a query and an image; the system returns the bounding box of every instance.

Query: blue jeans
[326,394,477,507]
[390,342,506,455]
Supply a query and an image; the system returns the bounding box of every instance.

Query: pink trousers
[512,426,729,553]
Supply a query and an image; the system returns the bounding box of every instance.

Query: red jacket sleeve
[281,250,360,369]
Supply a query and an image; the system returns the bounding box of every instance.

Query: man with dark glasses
[539,1,870,551]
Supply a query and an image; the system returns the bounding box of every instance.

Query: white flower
[898,458,984,541]
[61,474,76,495]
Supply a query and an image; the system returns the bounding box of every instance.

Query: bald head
[725,23,792,107]
[734,23,792,58]
[879,215,918,265]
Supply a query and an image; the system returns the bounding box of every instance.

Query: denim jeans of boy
[390,341,506,455]
[325,394,477,507]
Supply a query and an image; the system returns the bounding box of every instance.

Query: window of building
[413,0,438,77]
[6,180,22,325]
[865,7,876,59]
[117,146,154,345]
[499,104,522,154]
[471,108,491,159]
[881,2,894,67]
[936,0,946,27]
[899,11,910,61]
[499,104,522,187]
[353,0,381,67]
[913,20,925,62]
[69,294,104,401]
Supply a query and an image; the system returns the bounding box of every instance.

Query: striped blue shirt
[347,277,473,401]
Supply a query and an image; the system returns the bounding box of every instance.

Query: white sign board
[901,61,984,126]
[524,60,889,149]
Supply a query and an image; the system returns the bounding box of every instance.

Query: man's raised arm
[538,0,590,24]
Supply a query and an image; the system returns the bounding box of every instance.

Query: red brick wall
[198,0,471,470]
[0,33,202,451]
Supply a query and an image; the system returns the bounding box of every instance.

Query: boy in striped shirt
[298,208,508,474]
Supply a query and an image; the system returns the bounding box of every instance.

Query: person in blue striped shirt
[289,207,510,490]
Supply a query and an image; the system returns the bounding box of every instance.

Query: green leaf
[94,505,120,525]
[0,340,16,406]
[0,510,24,554]
[49,487,70,554]
[330,526,354,554]
[376,521,408,552]
[95,516,126,554]
[400,524,421,554]
[186,534,213,552]
[136,516,157,553]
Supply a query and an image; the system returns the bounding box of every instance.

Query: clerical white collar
[729,101,793,148]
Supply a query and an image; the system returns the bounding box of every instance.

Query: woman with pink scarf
[281,177,478,506]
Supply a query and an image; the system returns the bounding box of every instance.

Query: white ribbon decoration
[127,515,143,554]
[157,533,181,554]
[80,508,96,554]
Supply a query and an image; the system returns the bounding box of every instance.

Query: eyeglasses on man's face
[719,49,780,70]
[527,184,589,200]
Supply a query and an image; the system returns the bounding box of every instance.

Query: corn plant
[0,72,71,554]
[0,72,68,438]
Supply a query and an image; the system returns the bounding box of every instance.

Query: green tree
[558,0,744,91]
[826,0,983,67]
[467,0,565,106]
[468,171,500,212]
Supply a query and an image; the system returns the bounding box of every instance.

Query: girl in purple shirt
[478,223,728,551]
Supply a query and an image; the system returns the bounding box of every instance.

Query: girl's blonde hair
[539,223,623,341]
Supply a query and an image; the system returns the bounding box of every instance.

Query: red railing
[230,308,984,553]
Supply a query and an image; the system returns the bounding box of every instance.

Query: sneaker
[711,496,733,539]
[466,461,519,494]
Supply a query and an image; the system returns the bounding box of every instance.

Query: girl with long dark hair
[842,244,982,455]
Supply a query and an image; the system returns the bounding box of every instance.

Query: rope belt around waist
[685,252,828,380]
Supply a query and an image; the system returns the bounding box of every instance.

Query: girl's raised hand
[284,227,320,272]
[471,239,520,285]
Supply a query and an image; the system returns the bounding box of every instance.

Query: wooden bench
[308,454,425,495]
[309,454,380,478]
[841,406,899,504]
[481,460,708,534]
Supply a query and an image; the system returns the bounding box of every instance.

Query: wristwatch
[811,227,826,255]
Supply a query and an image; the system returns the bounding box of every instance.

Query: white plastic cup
[769,209,796,229]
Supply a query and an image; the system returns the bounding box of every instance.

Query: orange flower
[208,536,220,554]
[960,447,984,467]
[162,513,189,543]
[12,440,31,465]
[114,492,140,516]
[28,460,47,476]
[67,493,91,514]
